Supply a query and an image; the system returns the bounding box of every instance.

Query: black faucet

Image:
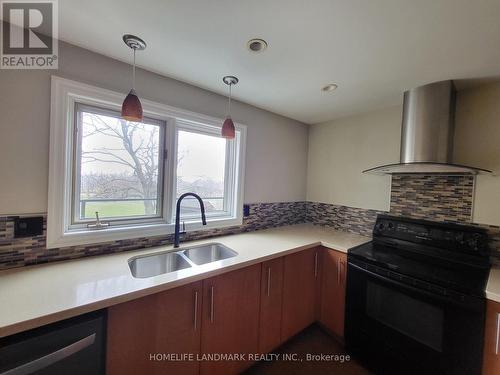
[174,192,207,248]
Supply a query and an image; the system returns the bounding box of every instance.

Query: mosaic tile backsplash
[306,202,383,237]
[0,202,306,270]
[388,175,500,263]
[2,174,500,270]
[306,174,500,263]
[390,175,474,222]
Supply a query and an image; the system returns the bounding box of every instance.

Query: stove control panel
[373,215,489,255]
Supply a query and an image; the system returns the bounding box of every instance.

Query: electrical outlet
[14,216,43,238]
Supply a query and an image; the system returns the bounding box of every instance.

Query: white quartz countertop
[486,267,500,304]
[0,223,370,338]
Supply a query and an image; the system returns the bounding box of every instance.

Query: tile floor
[244,324,372,375]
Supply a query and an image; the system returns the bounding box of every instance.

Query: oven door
[345,260,485,375]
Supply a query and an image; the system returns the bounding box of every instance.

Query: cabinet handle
[337,259,341,285]
[267,267,271,297]
[193,290,198,331]
[314,252,318,278]
[210,286,215,324]
[340,260,345,286]
[496,312,500,355]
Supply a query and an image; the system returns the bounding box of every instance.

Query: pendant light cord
[228,83,232,117]
[132,48,136,90]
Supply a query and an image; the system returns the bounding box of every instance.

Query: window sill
[46,216,243,249]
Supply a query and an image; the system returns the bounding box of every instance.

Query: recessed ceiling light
[247,38,268,53]
[322,84,338,92]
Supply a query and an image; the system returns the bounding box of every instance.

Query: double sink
[128,243,238,278]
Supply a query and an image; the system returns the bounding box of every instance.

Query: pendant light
[221,75,239,139]
[121,34,146,122]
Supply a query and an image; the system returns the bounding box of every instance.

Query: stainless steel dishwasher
[0,310,106,375]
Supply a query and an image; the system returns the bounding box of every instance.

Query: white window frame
[71,103,168,227]
[173,119,238,221]
[47,76,246,248]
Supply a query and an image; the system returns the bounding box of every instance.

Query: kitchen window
[72,104,166,227]
[175,123,232,219]
[47,77,246,248]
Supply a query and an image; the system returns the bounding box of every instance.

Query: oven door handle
[348,262,478,309]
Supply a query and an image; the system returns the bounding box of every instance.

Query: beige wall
[306,106,402,211]
[0,42,309,214]
[454,82,500,226]
[307,82,500,226]
[2,40,499,224]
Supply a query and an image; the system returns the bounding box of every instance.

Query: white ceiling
[58,0,500,124]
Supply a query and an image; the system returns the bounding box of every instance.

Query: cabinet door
[483,300,500,375]
[319,248,347,338]
[107,281,202,375]
[258,257,284,353]
[281,248,320,342]
[200,264,261,375]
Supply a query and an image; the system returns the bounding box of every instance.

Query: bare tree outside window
[76,109,162,220]
[74,105,230,223]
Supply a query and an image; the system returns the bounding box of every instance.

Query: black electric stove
[345,214,491,375]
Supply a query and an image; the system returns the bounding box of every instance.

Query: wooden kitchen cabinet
[281,247,321,342]
[106,247,344,375]
[318,247,347,338]
[258,257,284,353]
[107,281,203,375]
[200,264,261,375]
[483,299,500,375]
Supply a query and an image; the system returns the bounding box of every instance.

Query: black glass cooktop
[348,215,491,297]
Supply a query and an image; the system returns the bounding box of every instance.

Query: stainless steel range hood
[363,80,491,175]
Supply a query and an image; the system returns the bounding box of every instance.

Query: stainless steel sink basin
[129,251,191,278]
[182,243,238,265]
[128,243,238,278]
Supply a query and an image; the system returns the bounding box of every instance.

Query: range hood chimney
[363,80,491,175]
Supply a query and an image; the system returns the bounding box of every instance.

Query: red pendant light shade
[121,89,143,122]
[222,76,238,139]
[121,35,146,122]
[221,116,236,138]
